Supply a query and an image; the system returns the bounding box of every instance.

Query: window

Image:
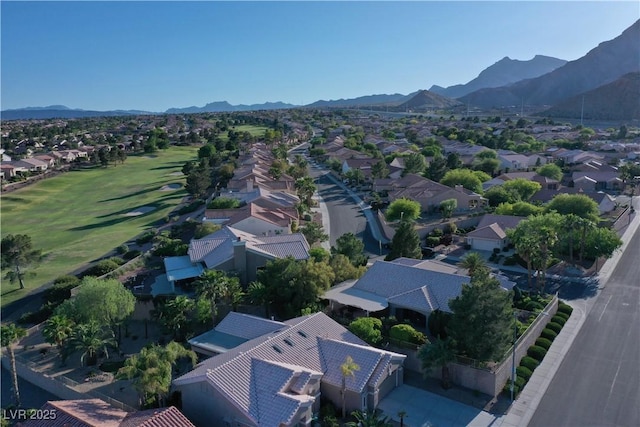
[272,345,283,353]
[284,338,294,347]
[297,330,308,338]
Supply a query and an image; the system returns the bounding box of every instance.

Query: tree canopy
[385,198,421,222]
[537,163,563,181]
[1,234,42,289]
[331,232,367,267]
[447,276,514,362]
[385,220,422,261]
[501,178,542,201]
[545,194,599,222]
[440,169,483,194]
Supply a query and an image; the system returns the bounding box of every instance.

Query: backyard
[1,146,199,306]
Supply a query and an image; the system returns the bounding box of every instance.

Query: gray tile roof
[174,313,405,425]
[216,312,287,340]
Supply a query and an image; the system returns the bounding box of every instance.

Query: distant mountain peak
[430,55,567,99]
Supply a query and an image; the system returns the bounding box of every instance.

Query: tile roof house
[323,259,471,324]
[384,175,487,212]
[465,214,525,251]
[172,312,406,427]
[19,399,194,427]
[531,188,616,214]
[571,171,623,191]
[158,226,310,290]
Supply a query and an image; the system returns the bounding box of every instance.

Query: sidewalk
[502,195,640,427]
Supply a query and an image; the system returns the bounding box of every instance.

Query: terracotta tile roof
[119,406,195,427]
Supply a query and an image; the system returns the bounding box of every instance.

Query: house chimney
[247,180,253,192]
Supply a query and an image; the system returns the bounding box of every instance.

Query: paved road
[313,172,383,258]
[528,224,640,427]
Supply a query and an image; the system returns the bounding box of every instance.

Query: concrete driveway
[378,385,504,427]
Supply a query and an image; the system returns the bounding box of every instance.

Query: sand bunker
[124,206,156,217]
[169,171,184,176]
[159,183,182,191]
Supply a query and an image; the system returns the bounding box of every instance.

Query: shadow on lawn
[99,188,156,203]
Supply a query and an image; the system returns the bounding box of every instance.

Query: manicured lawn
[217,124,269,141]
[1,146,198,306]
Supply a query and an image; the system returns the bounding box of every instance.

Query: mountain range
[3,19,638,121]
[429,55,567,99]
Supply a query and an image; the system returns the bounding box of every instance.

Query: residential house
[386,175,487,212]
[496,172,559,190]
[204,197,298,236]
[19,400,194,427]
[571,171,623,192]
[17,157,49,172]
[172,312,406,427]
[531,188,616,214]
[465,214,525,251]
[342,157,377,181]
[498,154,544,171]
[157,226,310,293]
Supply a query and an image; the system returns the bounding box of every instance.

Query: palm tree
[418,337,456,389]
[194,270,230,326]
[117,342,196,408]
[1,324,27,407]
[459,252,488,279]
[508,229,536,290]
[42,315,74,355]
[397,410,408,427]
[562,214,581,265]
[340,355,360,419]
[156,296,194,341]
[69,321,116,366]
[247,281,271,318]
[295,176,316,207]
[345,410,393,427]
[578,218,596,263]
[534,226,558,293]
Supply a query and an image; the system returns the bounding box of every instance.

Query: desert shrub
[546,321,563,334]
[431,228,444,237]
[535,337,553,350]
[389,324,427,346]
[117,244,129,255]
[444,222,457,234]
[557,302,573,315]
[527,345,547,362]
[551,315,566,326]
[83,259,121,277]
[123,250,142,261]
[43,277,80,305]
[520,356,540,371]
[207,197,240,209]
[136,230,156,245]
[516,366,533,381]
[348,317,383,345]
[425,236,441,247]
[176,199,204,215]
[108,257,125,265]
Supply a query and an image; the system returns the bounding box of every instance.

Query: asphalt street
[528,224,640,427]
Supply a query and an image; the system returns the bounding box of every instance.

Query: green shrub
[176,199,204,215]
[554,311,570,321]
[348,317,383,345]
[389,324,427,346]
[520,356,540,371]
[207,197,240,209]
[123,250,142,261]
[136,230,156,245]
[541,328,558,341]
[431,228,444,237]
[42,278,80,305]
[108,257,125,265]
[515,375,526,389]
[425,236,441,247]
[82,259,121,277]
[194,222,222,239]
[527,345,547,362]
[557,302,573,315]
[523,300,544,312]
[535,337,553,350]
[116,244,129,255]
[503,256,517,266]
[516,366,533,381]
[551,315,566,326]
[428,310,451,339]
[504,379,520,397]
[546,322,563,334]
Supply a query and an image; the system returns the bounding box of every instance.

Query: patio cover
[188,329,248,355]
[323,280,388,312]
[164,256,204,282]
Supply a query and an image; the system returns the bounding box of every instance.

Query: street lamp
[511,310,518,402]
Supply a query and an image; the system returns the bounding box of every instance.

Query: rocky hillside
[460,19,640,108]
[430,55,567,99]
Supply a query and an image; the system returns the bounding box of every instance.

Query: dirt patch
[159,183,182,191]
[123,206,156,216]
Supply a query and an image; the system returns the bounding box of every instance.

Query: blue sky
[2,1,638,112]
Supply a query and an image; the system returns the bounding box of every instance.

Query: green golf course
[1,146,199,306]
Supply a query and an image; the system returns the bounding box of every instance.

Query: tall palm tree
[562,214,581,264]
[295,176,316,207]
[340,355,360,419]
[69,321,116,366]
[156,296,195,341]
[42,315,75,356]
[418,337,456,389]
[194,270,230,326]
[1,324,27,406]
[578,218,596,263]
[534,226,558,293]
